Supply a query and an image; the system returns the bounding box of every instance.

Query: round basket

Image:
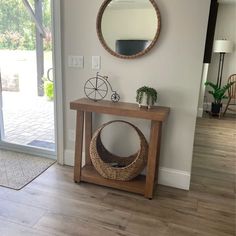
[90,120,148,181]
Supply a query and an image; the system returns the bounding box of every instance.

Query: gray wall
[61,0,210,189]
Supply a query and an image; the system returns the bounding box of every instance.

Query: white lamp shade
[213,40,234,53]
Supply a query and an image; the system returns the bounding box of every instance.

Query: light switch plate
[92,56,101,70]
[68,56,84,68]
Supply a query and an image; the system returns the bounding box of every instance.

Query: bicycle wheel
[84,77,108,101]
[111,92,120,102]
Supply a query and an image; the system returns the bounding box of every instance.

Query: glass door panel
[0,0,55,152]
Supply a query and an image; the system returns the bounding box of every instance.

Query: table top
[70,98,170,121]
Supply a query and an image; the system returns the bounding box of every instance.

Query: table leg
[85,112,92,165]
[74,110,84,183]
[145,121,162,199]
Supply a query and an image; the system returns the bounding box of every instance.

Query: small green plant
[43,79,54,100]
[136,86,158,107]
[205,81,235,104]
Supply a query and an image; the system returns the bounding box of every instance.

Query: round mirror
[97,0,161,59]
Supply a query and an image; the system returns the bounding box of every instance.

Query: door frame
[0,0,64,164]
[52,0,64,164]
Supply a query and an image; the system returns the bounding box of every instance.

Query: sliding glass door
[0,0,56,157]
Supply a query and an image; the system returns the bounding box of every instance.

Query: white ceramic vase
[138,94,152,109]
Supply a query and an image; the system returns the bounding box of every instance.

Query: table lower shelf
[80,165,146,195]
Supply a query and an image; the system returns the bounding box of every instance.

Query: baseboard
[158,167,190,190]
[64,149,191,190]
[197,108,203,117]
[64,149,85,166]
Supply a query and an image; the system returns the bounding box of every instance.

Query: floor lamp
[213,40,234,88]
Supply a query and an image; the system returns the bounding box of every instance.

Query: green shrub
[0,31,24,49]
[44,80,54,100]
[0,0,51,51]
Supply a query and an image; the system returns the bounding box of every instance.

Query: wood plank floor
[0,115,235,236]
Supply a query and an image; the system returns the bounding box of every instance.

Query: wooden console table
[70,98,170,199]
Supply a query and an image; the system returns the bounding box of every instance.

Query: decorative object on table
[205,80,235,116]
[96,0,161,59]
[84,72,120,102]
[213,39,234,88]
[90,120,148,181]
[136,86,158,109]
[43,68,54,100]
[70,98,170,199]
[223,74,236,116]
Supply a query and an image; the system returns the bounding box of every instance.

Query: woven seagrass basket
[90,120,148,181]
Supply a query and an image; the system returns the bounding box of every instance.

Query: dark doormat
[27,140,55,150]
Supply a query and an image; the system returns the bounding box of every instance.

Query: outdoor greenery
[44,80,53,100]
[0,0,51,50]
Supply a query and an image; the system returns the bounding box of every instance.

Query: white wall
[61,0,210,190]
[102,8,157,50]
[206,3,236,102]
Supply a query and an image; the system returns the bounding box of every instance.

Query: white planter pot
[138,94,152,109]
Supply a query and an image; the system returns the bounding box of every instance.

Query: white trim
[158,167,190,190]
[64,149,85,167]
[0,141,56,160]
[197,63,209,117]
[197,107,203,117]
[64,149,75,166]
[64,149,190,190]
[52,0,64,165]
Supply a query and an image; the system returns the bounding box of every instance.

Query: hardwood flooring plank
[34,213,136,236]
[125,213,168,236]
[0,219,56,236]
[191,166,235,182]
[0,187,131,232]
[167,208,235,236]
[165,223,226,236]
[0,198,46,227]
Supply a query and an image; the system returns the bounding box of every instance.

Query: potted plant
[44,79,54,100]
[43,68,54,101]
[205,81,235,115]
[136,86,158,109]
[43,77,54,101]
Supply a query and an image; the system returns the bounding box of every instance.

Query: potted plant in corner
[136,86,158,109]
[205,81,235,116]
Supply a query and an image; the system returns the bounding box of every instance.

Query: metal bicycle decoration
[84,72,120,102]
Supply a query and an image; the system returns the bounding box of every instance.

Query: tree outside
[0,0,52,51]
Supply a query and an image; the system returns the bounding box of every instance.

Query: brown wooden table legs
[85,112,92,165]
[74,110,84,183]
[145,121,162,199]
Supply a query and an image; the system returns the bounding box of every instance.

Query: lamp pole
[213,40,234,88]
[216,52,225,88]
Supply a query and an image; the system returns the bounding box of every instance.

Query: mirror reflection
[100,0,160,57]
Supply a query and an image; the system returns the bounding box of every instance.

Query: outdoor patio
[0,50,55,150]
[2,91,55,150]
